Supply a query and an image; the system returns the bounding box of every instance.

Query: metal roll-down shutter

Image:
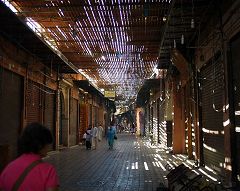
[26,80,41,124]
[230,35,240,180]
[69,98,78,146]
[43,88,56,150]
[200,53,224,173]
[0,67,23,164]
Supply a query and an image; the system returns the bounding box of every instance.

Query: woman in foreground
[0,122,59,191]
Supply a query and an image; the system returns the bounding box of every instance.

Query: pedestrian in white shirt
[98,124,104,142]
[92,125,98,149]
[82,132,87,145]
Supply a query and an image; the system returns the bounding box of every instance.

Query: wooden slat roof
[0,0,218,107]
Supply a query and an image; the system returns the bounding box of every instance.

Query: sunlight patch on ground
[144,162,149,170]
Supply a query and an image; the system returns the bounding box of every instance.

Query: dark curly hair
[18,122,53,155]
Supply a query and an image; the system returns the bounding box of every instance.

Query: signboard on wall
[104,91,116,98]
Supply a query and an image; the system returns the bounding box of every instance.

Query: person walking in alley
[131,123,135,134]
[85,127,92,150]
[107,122,116,150]
[91,125,98,149]
[82,131,87,145]
[0,122,59,191]
[98,124,104,142]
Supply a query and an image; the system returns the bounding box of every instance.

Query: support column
[172,80,186,154]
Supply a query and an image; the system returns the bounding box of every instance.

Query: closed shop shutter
[190,79,197,159]
[98,108,104,127]
[150,106,153,132]
[157,98,160,143]
[158,100,167,145]
[153,101,158,143]
[93,106,97,126]
[59,92,64,145]
[200,54,224,173]
[79,103,88,142]
[230,35,240,179]
[26,80,41,124]
[69,98,78,146]
[92,105,97,127]
[43,89,56,150]
[166,121,172,147]
[185,82,195,158]
[89,104,92,126]
[146,105,150,134]
[165,94,173,148]
[0,67,23,168]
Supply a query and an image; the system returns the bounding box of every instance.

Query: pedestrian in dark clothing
[85,128,92,150]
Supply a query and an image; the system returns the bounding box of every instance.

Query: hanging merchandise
[191,0,195,28]
[191,18,195,29]
[143,4,149,17]
[181,0,185,44]
[181,34,185,45]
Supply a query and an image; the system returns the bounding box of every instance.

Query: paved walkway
[44,133,224,191]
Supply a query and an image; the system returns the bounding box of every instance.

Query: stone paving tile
[44,133,227,191]
[44,133,170,191]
